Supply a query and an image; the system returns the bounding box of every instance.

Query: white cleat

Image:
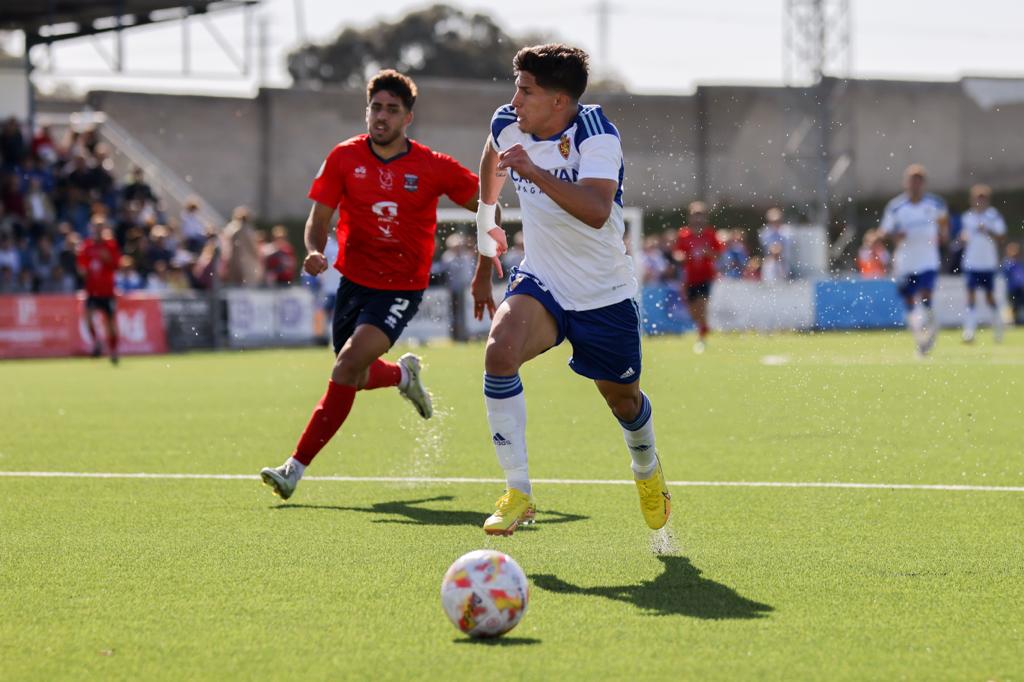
[693,340,706,354]
[962,328,975,344]
[260,460,302,500]
[398,353,433,419]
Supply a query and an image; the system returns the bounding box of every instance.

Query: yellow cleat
[483,489,536,536]
[634,459,671,530]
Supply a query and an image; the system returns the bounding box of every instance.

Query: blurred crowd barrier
[0,276,1011,359]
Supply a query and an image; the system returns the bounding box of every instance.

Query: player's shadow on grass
[273,495,587,530]
[531,556,773,620]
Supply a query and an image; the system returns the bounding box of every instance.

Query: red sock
[363,358,402,390]
[699,322,709,338]
[293,380,357,466]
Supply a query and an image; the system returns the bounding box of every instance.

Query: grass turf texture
[2,330,1022,680]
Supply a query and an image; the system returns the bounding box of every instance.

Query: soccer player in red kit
[673,201,723,353]
[77,217,121,364]
[260,69,482,500]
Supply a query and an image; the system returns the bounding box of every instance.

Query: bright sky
[17,0,1024,97]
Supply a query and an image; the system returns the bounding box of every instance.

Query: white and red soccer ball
[440,550,529,638]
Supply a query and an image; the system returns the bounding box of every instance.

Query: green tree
[287,4,547,88]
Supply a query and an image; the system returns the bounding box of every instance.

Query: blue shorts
[504,267,642,384]
[331,277,424,354]
[965,270,995,293]
[896,270,938,300]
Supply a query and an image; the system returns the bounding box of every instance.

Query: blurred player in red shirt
[77,217,121,364]
[673,201,723,353]
[260,70,482,500]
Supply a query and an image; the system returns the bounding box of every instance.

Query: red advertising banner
[0,294,168,359]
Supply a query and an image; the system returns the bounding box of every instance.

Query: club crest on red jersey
[379,168,394,190]
[558,134,571,160]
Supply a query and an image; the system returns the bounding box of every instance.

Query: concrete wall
[85,75,1024,223]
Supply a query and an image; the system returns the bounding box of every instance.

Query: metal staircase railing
[98,113,227,229]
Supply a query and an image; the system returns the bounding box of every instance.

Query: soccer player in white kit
[959,184,1006,343]
[879,164,949,355]
[470,44,670,536]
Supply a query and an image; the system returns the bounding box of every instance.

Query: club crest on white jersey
[489,103,635,311]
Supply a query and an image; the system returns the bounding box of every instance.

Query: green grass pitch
[2,330,1022,680]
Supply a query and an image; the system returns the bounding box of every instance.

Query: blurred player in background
[673,201,723,353]
[260,70,481,499]
[471,44,670,536]
[958,184,1006,343]
[879,164,948,356]
[77,216,121,364]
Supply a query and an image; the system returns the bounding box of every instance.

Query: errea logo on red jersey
[354,166,367,179]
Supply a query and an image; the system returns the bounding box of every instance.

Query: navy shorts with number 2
[331,277,424,354]
[504,267,642,384]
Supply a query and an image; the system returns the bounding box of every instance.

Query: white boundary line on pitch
[0,471,1022,493]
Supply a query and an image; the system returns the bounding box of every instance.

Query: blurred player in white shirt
[470,44,669,536]
[879,164,949,355]
[959,184,1006,343]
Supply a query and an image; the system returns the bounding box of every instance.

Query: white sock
[619,392,658,479]
[287,456,306,478]
[964,306,976,335]
[484,373,530,495]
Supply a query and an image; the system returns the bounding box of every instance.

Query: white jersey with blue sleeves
[879,192,947,276]
[490,103,636,311]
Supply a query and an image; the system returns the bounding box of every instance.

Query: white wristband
[476,201,499,257]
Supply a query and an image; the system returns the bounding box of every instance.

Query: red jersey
[674,227,723,285]
[309,135,478,290]
[77,238,121,297]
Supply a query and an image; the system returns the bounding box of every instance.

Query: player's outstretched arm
[497,143,616,229]
[303,201,335,276]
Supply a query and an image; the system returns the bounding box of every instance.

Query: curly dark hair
[513,44,589,100]
[366,69,418,110]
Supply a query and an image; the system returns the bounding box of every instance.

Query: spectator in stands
[262,225,297,287]
[115,255,145,292]
[758,207,794,279]
[857,229,890,279]
[56,229,81,288]
[0,231,19,275]
[23,177,55,241]
[717,229,749,279]
[0,117,25,168]
[31,235,59,290]
[742,256,762,281]
[440,232,476,341]
[31,125,58,165]
[179,196,207,253]
[121,166,156,204]
[641,235,669,285]
[220,206,263,286]
[190,233,220,290]
[500,230,525,275]
[145,225,175,269]
[1003,242,1024,325]
[0,264,14,293]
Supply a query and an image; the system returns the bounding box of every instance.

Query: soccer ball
[440,549,529,638]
